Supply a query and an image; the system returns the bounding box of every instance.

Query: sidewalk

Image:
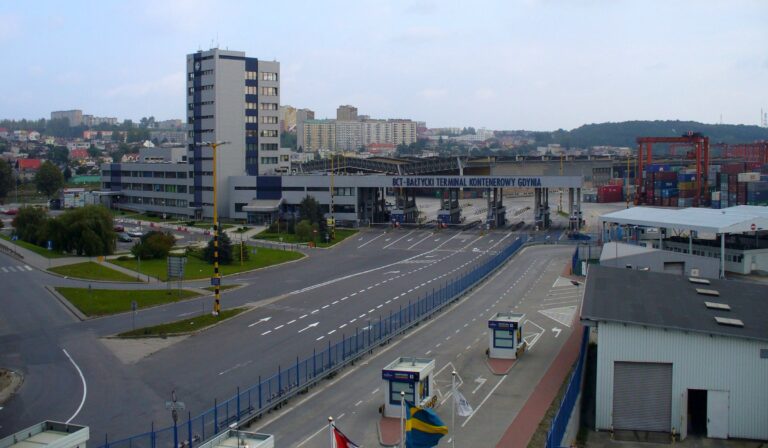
[0,237,85,270]
[495,322,584,448]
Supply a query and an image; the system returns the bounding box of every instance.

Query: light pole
[202,141,230,316]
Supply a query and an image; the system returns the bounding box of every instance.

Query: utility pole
[329,153,336,239]
[204,141,230,316]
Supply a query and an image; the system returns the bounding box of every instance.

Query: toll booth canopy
[488,312,525,359]
[381,357,435,418]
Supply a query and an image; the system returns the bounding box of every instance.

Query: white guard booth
[381,357,436,418]
[488,312,525,359]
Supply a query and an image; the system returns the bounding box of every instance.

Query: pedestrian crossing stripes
[0,265,33,273]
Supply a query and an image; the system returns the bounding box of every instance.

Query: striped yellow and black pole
[205,141,229,316]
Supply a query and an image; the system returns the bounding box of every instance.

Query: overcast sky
[1,0,766,130]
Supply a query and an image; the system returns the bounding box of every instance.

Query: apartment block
[51,110,83,127]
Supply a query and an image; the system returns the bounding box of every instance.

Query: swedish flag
[405,401,448,448]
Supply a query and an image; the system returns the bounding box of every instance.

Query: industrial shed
[581,266,768,441]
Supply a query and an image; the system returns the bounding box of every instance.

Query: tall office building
[186,48,280,219]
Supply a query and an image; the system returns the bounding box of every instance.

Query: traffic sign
[751,223,756,231]
[165,401,186,411]
[167,256,187,279]
[47,240,52,251]
[211,277,221,286]
[131,300,137,312]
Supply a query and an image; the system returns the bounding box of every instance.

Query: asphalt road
[247,244,581,447]
[0,228,542,442]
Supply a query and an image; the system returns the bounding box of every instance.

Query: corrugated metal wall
[594,322,768,440]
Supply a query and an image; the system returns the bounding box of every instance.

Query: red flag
[333,427,359,448]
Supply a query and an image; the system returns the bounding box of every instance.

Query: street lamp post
[202,141,230,316]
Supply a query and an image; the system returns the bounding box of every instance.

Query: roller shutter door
[613,362,672,432]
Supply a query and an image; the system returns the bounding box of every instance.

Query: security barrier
[545,327,589,448]
[99,236,528,448]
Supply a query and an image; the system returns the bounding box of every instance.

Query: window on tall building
[246,131,258,138]
[261,72,278,81]
[260,157,278,164]
[245,71,258,80]
[261,143,278,151]
[260,130,278,137]
[262,116,278,124]
[260,87,278,96]
[246,102,258,109]
[245,86,258,95]
[259,103,278,110]
[246,116,259,123]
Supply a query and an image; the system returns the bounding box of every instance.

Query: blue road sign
[210,277,220,286]
[47,240,53,250]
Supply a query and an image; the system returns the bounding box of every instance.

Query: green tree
[12,206,50,244]
[0,160,14,203]
[203,232,234,264]
[49,146,70,165]
[131,231,175,259]
[299,195,324,226]
[63,166,72,181]
[54,205,116,256]
[294,219,318,242]
[87,145,100,158]
[35,161,65,198]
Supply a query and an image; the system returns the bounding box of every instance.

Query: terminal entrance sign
[388,175,581,189]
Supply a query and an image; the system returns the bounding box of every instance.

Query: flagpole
[400,391,406,448]
[328,416,334,448]
[451,371,457,448]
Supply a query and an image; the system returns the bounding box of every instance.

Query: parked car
[126,228,144,238]
[117,232,134,242]
[3,208,18,216]
[114,225,125,232]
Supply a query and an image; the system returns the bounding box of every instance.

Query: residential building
[150,130,187,145]
[336,121,363,151]
[186,48,280,219]
[582,266,768,441]
[303,119,336,152]
[16,159,42,180]
[82,115,118,127]
[336,105,358,121]
[51,110,84,126]
[157,119,184,129]
[295,108,315,150]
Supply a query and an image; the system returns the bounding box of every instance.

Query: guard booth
[381,357,436,418]
[488,312,525,359]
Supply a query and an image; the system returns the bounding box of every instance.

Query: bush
[203,232,234,264]
[295,219,318,242]
[131,231,175,260]
[117,255,133,261]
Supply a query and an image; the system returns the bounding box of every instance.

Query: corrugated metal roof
[581,265,768,342]
[599,205,768,234]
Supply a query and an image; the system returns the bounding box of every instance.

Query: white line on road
[357,232,385,249]
[339,324,347,329]
[327,330,336,335]
[407,233,433,250]
[383,230,414,249]
[299,314,308,319]
[261,330,271,336]
[354,400,363,407]
[321,305,330,309]
[273,325,284,330]
[62,349,87,424]
[316,336,324,341]
[287,320,296,325]
[371,388,380,394]
[295,413,346,448]
[462,375,509,427]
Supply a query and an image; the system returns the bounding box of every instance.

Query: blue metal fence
[545,326,590,448]
[99,236,528,448]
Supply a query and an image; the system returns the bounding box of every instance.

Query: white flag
[454,389,473,417]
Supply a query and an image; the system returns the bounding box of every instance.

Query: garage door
[613,362,672,432]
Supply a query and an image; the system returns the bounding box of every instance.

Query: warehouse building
[581,266,768,441]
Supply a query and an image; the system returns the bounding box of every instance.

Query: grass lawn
[117,307,246,337]
[110,248,304,281]
[120,213,178,223]
[55,287,201,316]
[0,233,71,258]
[49,261,142,282]
[253,228,358,248]
[202,284,241,292]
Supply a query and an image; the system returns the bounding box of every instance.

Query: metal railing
[545,327,589,448]
[99,236,528,448]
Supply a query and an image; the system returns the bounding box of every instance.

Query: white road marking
[350,318,356,323]
[62,349,87,424]
[472,377,487,394]
[218,360,253,376]
[371,388,380,394]
[274,325,284,330]
[24,265,32,271]
[407,233,433,249]
[332,301,339,305]
[327,330,336,335]
[298,322,319,333]
[311,309,319,314]
[299,314,308,319]
[354,400,363,407]
[357,232,385,249]
[339,324,347,329]
[261,330,271,336]
[316,336,324,341]
[247,316,272,328]
[383,231,414,249]
[287,320,296,325]
[462,375,509,427]
[321,305,330,309]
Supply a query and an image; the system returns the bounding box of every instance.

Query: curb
[45,285,88,321]
[108,305,255,339]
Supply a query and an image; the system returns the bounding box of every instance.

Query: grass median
[117,307,246,337]
[0,233,70,259]
[50,261,142,282]
[253,228,358,248]
[110,247,304,281]
[55,287,202,316]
